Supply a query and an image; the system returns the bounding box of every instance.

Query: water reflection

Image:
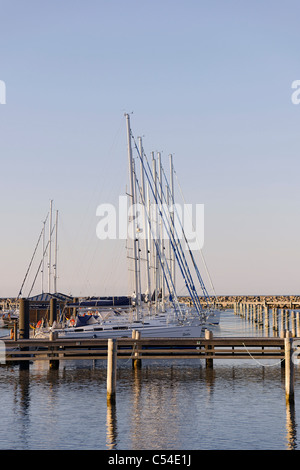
[17,369,30,449]
[1,310,300,450]
[127,363,197,449]
[106,402,118,449]
[286,401,297,450]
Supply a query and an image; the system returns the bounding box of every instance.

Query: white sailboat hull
[34,309,205,339]
[54,323,204,339]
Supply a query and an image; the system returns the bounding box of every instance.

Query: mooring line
[242,342,284,367]
[124,341,138,364]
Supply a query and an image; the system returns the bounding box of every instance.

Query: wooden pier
[0,335,288,362]
[1,298,300,405]
[1,330,298,404]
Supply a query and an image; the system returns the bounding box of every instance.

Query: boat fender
[10,329,14,340]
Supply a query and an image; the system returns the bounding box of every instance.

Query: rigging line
[161,164,211,305]
[18,213,49,299]
[131,146,182,316]
[130,133,203,317]
[162,165,210,303]
[139,152,203,317]
[132,136,203,318]
[139,147,204,315]
[133,168,183,319]
[27,224,55,297]
[173,168,217,300]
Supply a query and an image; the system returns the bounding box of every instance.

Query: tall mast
[169,154,176,290]
[125,114,140,317]
[138,136,151,302]
[146,180,152,305]
[53,210,58,293]
[133,157,142,307]
[152,153,159,310]
[41,219,46,293]
[48,199,53,293]
[157,152,165,312]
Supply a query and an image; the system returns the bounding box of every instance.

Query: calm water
[0,310,299,451]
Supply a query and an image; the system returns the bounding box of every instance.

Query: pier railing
[1,335,287,362]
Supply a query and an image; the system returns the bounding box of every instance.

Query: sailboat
[35,114,219,339]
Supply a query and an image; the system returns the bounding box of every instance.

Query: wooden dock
[2,298,299,405]
[0,335,288,363]
[0,331,298,405]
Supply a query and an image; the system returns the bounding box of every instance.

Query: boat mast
[169,154,176,291]
[125,114,140,318]
[152,153,159,310]
[146,180,152,306]
[41,218,46,293]
[53,209,58,293]
[138,136,151,303]
[157,152,165,312]
[133,157,142,307]
[48,199,53,293]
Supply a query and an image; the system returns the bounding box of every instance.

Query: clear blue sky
[1,0,300,298]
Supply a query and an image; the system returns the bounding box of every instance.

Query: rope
[123,340,139,364]
[242,342,285,367]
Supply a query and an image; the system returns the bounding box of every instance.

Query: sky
[1,0,300,298]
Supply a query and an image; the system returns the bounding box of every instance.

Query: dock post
[49,331,59,370]
[49,298,57,326]
[285,309,290,332]
[13,320,17,341]
[273,308,278,333]
[291,311,296,338]
[280,329,286,368]
[19,298,30,370]
[264,306,269,329]
[132,330,142,369]
[205,329,213,368]
[107,338,117,404]
[19,298,29,340]
[280,309,285,335]
[285,331,294,404]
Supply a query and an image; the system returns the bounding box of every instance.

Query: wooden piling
[205,329,213,368]
[19,298,29,370]
[280,309,285,335]
[132,330,142,369]
[285,309,290,332]
[13,320,17,341]
[264,306,268,329]
[285,331,294,404]
[291,311,296,338]
[273,308,278,333]
[19,298,29,340]
[107,338,117,404]
[49,331,59,370]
